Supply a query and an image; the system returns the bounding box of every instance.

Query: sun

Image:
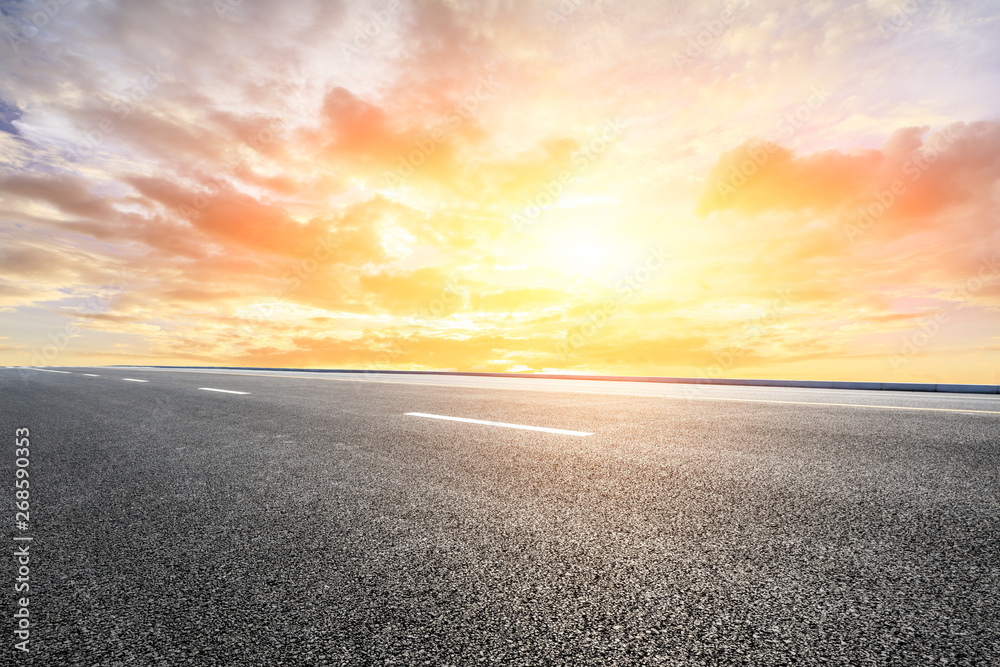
[523,202,637,278]
[555,237,614,273]
[536,226,629,278]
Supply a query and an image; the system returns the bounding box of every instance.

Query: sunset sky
[1,0,999,382]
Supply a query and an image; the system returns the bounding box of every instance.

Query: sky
[1,0,999,383]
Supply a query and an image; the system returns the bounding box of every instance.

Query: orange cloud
[698,122,1000,230]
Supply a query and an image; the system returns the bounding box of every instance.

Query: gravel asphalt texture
[2,367,999,666]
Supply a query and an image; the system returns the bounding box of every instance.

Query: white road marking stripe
[82,373,100,377]
[405,412,593,436]
[198,388,250,395]
[27,368,71,373]
[123,378,149,383]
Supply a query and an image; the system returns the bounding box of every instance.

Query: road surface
[2,366,998,665]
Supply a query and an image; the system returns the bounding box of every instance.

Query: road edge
[95,366,1000,395]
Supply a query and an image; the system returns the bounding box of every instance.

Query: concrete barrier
[880,382,938,392]
[936,384,998,394]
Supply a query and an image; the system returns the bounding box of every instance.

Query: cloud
[698,122,1000,224]
[0,98,22,136]
[0,173,116,219]
[127,176,332,258]
[2,0,1000,381]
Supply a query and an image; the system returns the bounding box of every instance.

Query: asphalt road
[2,366,998,666]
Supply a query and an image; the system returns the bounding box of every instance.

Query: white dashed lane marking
[198,388,250,395]
[123,378,149,383]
